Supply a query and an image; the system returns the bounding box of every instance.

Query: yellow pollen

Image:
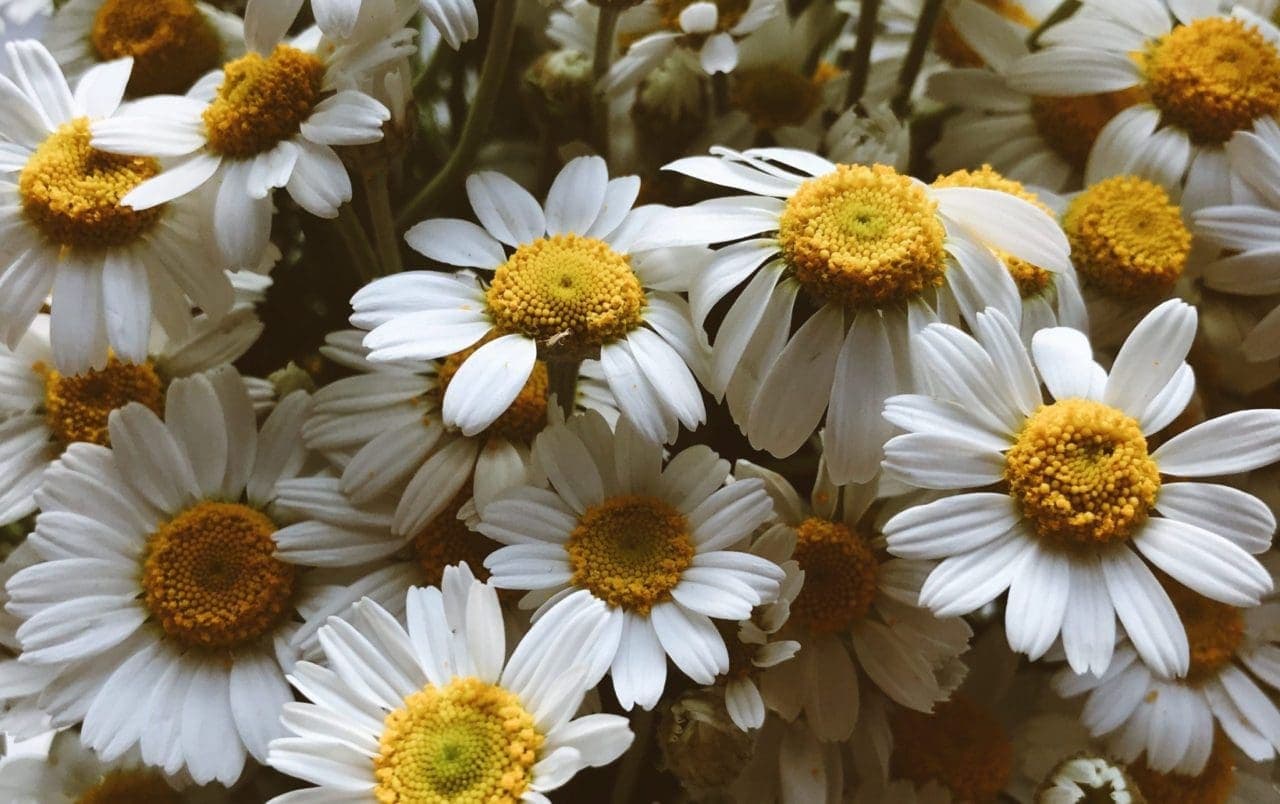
[1005,399,1160,549]
[1029,89,1148,171]
[655,0,749,34]
[1127,735,1237,804]
[790,517,878,634]
[77,769,182,804]
[933,0,1037,67]
[436,337,549,442]
[1142,17,1280,145]
[90,0,222,96]
[933,165,1055,298]
[729,65,831,131]
[486,234,646,355]
[38,357,164,448]
[890,695,1014,803]
[412,484,497,588]
[566,495,694,614]
[1161,579,1244,685]
[20,118,163,249]
[374,676,543,804]
[779,164,947,309]
[1063,175,1191,298]
[203,45,325,158]
[142,501,295,649]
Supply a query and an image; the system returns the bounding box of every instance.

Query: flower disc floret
[1063,176,1190,298]
[142,501,295,649]
[90,0,222,96]
[373,676,543,804]
[566,495,694,613]
[486,234,646,354]
[1029,89,1147,171]
[778,164,947,309]
[1143,17,1280,145]
[1005,399,1160,549]
[203,45,326,158]
[890,695,1014,803]
[412,485,495,588]
[39,357,164,448]
[729,67,822,130]
[1127,737,1237,804]
[790,517,878,634]
[437,339,549,441]
[78,769,182,804]
[20,118,163,249]
[1163,579,1245,685]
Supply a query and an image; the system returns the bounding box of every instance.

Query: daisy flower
[352,156,709,445]
[932,165,1088,342]
[736,460,972,743]
[604,0,782,91]
[1055,569,1280,775]
[881,301,1280,679]
[477,411,786,710]
[3,366,320,785]
[43,0,245,97]
[1193,117,1280,362]
[727,713,848,804]
[925,4,1147,193]
[1007,0,1280,210]
[266,563,634,803]
[300,327,616,539]
[310,0,476,48]
[0,40,234,373]
[662,146,1069,484]
[89,0,400,270]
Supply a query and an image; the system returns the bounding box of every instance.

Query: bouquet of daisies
[2,0,1280,801]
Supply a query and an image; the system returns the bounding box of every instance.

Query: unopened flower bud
[633,51,710,161]
[523,49,596,143]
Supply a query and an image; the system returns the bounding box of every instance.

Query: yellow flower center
[436,338,549,442]
[486,234,646,355]
[1005,399,1160,550]
[655,0,749,33]
[90,0,222,96]
[412,484,497,588]
[1143,16,1280,145]
[1127,736,1237,804]
[729,65,830,131]
[1162,578,1244,685]
[1063,175,1190,298]
[890,695,1014,803]
[374,676,543,804]
[779,164,947,310]
[566,495,694,614]
[203,45,326,158]
[37,357,164,448]
[142,501,295,649]
[790,517,879,634]
[1029,89,1147,171]
[19,118,163,249]
[933,165,1055,298]
[77,770,182,804]
[934,0,1037,67]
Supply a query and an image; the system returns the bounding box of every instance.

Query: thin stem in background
[396,0,520,228]
[334,202,379,285]
[546,358,580,420]
[591,5,622,158]
[361,165,403,276]
[843,0,883,110]
[890,0,944,116]
[1026,0,1080,49]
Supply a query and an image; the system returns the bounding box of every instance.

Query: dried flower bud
[523,49,596,142]
[657,687,756,800]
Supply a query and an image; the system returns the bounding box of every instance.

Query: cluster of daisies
[1,0,1280,801]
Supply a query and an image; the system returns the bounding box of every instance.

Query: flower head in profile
[476,411,785,710]
[89,0,407,269]
[267,564,633,803]
[662,145,1069,484]
[311,0,476,49]
[353,156,709,445]
[882,301,1280,679]
[3,366,320,785]
[0,40,235,373]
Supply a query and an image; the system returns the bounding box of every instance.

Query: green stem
[591,6,622,157]
[546,358,580,419]
[334,203,379,285]
[844,0,883,110]
[1026,0,1080,50]
[891,0,944,116]
[396,0,519,228]
[362,165,403,276]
